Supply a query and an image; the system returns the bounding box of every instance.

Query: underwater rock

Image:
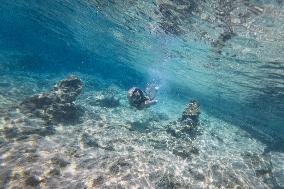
[101,143,115,151]
[73,182,87,189]
[81,133,114,151]
[180,100,200,126]
[48,168,61,176]
[189,169,205,182]
[20,93,55,111]
[166,121,199,139]
[109,164,120,175]
[44,103,84,124]
[25,175,43,187]
[166,100,201,141]
[81,133,100,148]
[52,76,83,103]
[92,176,105,187]
[20,76,84,124]
[109,158,132,175]
[212,31,236,53]
[51,156,70,168]
[172,147,192,159]
[2,127,19,138]
[22,153,40,163]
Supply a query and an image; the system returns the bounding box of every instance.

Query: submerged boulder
[180,100,200,126]
[25,175,43,187]
[167,100,201,139]
[20,76,84,124]
[52,76,83,103]
[44,103,84,124]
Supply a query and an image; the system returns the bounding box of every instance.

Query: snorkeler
[127,85,158,110]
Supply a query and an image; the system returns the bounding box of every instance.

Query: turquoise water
[0,0,284,188]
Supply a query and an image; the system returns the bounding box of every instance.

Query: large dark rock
[44,103,84,124]
[52,76,83,103]
[25,176,43,187]
[20,76,84,124]
[166,100,201,140]
[180,100,200,126]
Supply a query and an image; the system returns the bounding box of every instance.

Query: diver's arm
[144,99,158,108]
[145,85,159,100]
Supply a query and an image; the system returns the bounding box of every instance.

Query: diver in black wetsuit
[127,86,158,110]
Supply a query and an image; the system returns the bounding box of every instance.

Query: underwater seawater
[0,0,284,188]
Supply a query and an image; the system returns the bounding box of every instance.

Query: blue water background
[0,0,283,150]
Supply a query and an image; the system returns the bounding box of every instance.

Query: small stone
[92,175,104,187]
[255,169,271,177]
[3,127,19,138]
[51,156,70,168]
[81,133,100,148]
[190,170,205,181]
[109,158,131,175]
[172,147,191,159]
[122,174,132,181]
[25,176,42,186]
[48,168,61,176]
[166,127,181,138]
[74,182,86,189]
[109,164,120,175]
[24,148,37,153]
[116,158,131,167]
[103,143,115,151]
[24,154,39,163]
[190,146,199,155]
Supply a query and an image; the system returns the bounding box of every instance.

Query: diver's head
[132,88,143,97]
[129,88,146,107]
[133,89,139,96]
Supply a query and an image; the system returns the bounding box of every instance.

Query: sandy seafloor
[0,71,284,189]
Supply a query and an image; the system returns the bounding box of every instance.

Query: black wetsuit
[130,88,148,109]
